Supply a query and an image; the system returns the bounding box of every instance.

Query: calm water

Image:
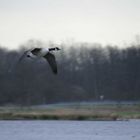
[0,120,140,140]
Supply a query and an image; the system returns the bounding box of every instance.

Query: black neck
[49,48,56,51]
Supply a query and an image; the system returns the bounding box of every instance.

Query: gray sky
[0,0,140,49]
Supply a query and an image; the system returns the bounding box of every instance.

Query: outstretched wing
[11,50,29,72]
[43,52,57,74]
[31,48,41,55]
[17,48,40,63]
[18,51,28,62]
[16,50,30,67]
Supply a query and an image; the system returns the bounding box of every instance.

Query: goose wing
[17,50,29,64]
[31,48,41,55]
[16,48,38,66]
[43,52,57,74]
[12,50,29,72]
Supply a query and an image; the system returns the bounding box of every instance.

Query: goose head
[48,47,61,52]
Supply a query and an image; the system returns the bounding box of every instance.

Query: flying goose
[19,47,60,74]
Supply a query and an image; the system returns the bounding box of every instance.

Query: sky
[0,0,140,49]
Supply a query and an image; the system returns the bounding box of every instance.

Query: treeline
[0,41,140,105]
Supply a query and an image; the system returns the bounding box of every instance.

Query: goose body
[19,47,60,74]
[28,48,49,57]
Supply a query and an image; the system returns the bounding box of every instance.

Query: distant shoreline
[0,103,140,120]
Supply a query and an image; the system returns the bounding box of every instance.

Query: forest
[0,40,140,105]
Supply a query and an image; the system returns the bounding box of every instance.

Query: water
[0,120,140,140]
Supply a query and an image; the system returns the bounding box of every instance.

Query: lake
[0,120,140,140]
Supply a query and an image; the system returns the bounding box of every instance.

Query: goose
[18,47,61,74]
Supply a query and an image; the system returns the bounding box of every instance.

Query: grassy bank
[0,103,140,120]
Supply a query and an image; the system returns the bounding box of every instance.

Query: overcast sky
[0,0,140,49]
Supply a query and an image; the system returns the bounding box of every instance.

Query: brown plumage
[44,52,57,74]
[31,48,42,55]
[17,47,60,74]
